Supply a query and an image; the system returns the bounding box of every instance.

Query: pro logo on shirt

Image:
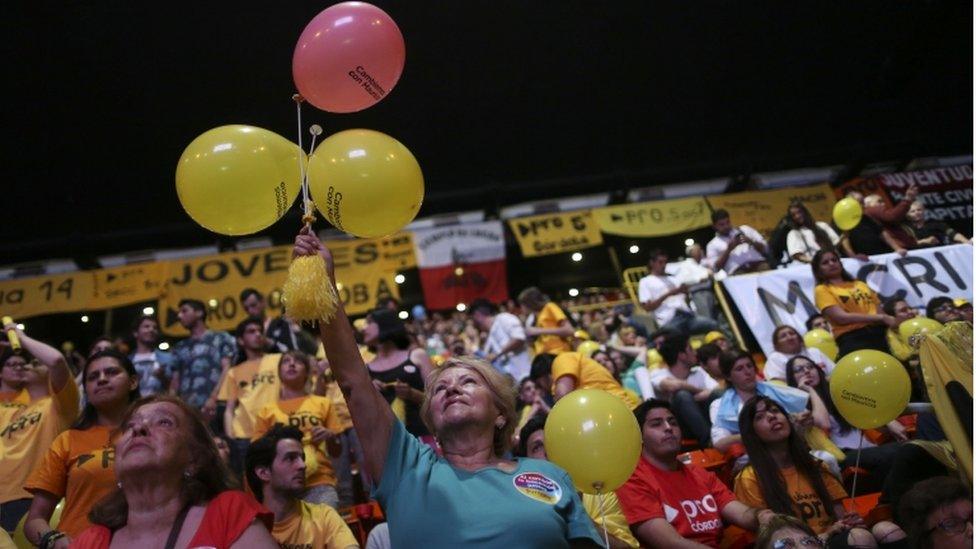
[679,495,722,534]
[513,472,562,505]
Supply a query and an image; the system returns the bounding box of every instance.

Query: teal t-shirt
[374,420,602,548]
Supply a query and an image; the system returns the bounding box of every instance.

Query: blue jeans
[662,309,719,337]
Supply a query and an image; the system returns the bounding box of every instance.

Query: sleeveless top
[368,356,429,436]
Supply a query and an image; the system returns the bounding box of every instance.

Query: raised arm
[294,228,395,482]
[7,323,70,393]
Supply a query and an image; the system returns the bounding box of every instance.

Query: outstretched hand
[293,226,335,278]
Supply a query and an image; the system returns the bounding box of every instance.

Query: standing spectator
[253,351,348,508]
[906,201,970,247]
[245,426,358,549]
[898,477,972,549]
[648,334,718,448]
[638,249,719,337]
[470,299,531,382]
[763,326,835,382]
[240,288,317,355]
[0,324,77,534]
[842,185,919,257]
[518,287,574,356]
[785,202,840,265]
[169,298,237,425]
[0,350,27,407]
[704,209,769,275]
[128,315,174,397]
[551,352,640,409]
[674,244,731,335]
[23,350,140,544]
[220,317,282,475]
[812,249,895,357]
[805,314,832,335]
[616,399,774,548]
[734,396,906,547]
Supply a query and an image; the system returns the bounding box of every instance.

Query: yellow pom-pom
[282,255,339,323]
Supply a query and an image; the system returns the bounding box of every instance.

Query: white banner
[412,220,506,268]
[721,244,974,356]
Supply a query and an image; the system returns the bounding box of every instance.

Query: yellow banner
[92,263,167,310]
[705,183,836,236]
[0,272,94,320]
[158,234,414,335]
[508,211,604,257]
[593,197,711,237]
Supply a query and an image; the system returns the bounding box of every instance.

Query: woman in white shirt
[785,202,840,266]
[764,325,835,382]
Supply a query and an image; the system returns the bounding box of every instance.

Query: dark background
[3,1,972,343]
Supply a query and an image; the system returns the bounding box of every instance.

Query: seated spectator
[882,299,919,362]
[695,343,726,391]
[842,185,919,257]
[955,299,973,323]
[734,396,906,547]
[709,350,810,453]
[754,514,822,549]
[638,249,720,337]
[703,331,732,352]
[704,209,769,275]
[812,249,895,358]
[898,476,971,549]
[649,334,719,448]
[246,425,358,549]
[0,324,77,534]
[552,352,640,409]
[906,200,970,248]
[805,314,832,336]
[784,355,901,484]
[926,297,964,324]
[72,395,276,548]
[24,350,140,545]
[616,399,774,548]
[517,415,639,548]
[529,353,556,407]
[518,287,574,356]
[253,351,348,508]
[764,326,835,382]
[785,201,841,265]
[515,377,550,431]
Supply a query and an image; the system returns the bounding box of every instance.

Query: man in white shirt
[638,249,720,337]
[649,334,718,447]
[470,298,531,381]
[128,315,175,396]
[704,209,769,275]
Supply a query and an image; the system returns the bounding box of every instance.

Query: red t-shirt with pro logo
[616,455,736,547]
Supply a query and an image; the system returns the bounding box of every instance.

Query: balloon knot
[292,93,305,103]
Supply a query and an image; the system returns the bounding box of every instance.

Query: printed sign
[593,197,711,237]
[705,184,836,236]
[508,211,603,257]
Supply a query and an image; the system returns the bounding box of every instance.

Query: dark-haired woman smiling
[734,396,906,548]
[24,350,140,546]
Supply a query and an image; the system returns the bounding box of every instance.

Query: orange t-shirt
[0,377,79,504]
[551,352,640,409]
[24,426,116,537]
[71,490,273,549]
[217,354,281,439]
[734,463,847,534]
[253,395,348,488]
[532,303,573,356]
[814,281,880,338]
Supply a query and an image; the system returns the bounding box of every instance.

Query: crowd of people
[0,191,971,549]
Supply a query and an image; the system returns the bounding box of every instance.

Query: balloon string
[293,95,314,226]
[848,432,864,513]
[597,489,610,549]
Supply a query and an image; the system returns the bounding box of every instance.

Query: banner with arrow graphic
[593,196,711,237]
[508,210,603,258]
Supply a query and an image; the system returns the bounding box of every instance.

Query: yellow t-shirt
[532,303,573,356]
[218,354,281,439]
[582,491,639,548]
[0,377,79,504]
[271,500,359,549]
[253,395,349,488]
[552,352,640,409]
[814,281,879,339]
[734,463,847,534]
[24,426,115,537]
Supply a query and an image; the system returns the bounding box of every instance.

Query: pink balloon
[293,2,405,113]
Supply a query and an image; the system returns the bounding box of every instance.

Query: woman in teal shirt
[294,229,601,548]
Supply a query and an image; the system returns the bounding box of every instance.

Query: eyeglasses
[926,516,972,536]
[792,363,817,374]
[773,536,824,548]
[934,304,957,314]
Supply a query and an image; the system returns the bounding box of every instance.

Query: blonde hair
[420,356,518,457]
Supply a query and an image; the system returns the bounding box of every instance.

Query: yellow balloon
[898,317,943,347]
[832,198,863,231]
[308,129,424,238]
[574,329,591,341]
[544,389,641,494]
[829,350,910,430]
[803,328,839,361]
[577,340,600,357]
[176,125,303,235]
